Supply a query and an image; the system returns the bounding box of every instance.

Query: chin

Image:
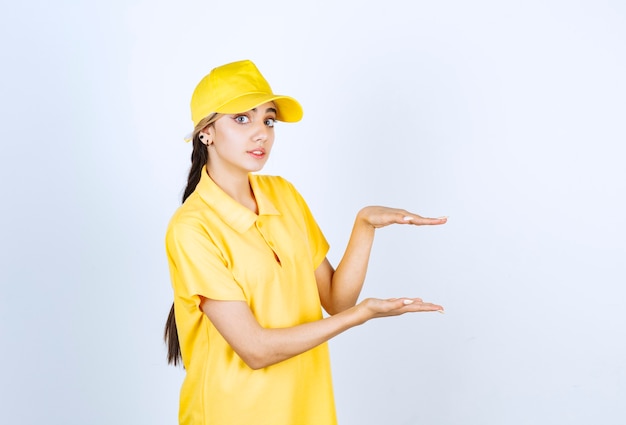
[247,161,268,173]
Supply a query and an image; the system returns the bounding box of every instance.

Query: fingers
[395,298,444,313]
[402,214,448,226]
[358,206,447,228]
[366,297,444,316]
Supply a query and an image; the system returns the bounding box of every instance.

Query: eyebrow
[250,107,278,115]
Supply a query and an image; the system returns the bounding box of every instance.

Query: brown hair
[164,113,220,366]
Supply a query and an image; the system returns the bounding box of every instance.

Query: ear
[199,126,214,146]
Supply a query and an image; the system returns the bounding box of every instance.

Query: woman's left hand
[357,206,448,229]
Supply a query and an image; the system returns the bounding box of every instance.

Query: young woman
[164,59,447,425]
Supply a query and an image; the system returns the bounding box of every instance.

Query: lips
[247,148,266,159]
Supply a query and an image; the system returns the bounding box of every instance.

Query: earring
[199,134,211,146]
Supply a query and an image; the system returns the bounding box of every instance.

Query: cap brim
[216,92,303,123]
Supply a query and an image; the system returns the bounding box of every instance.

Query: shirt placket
[255,217,281,266]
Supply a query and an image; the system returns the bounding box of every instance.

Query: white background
[1,0,625,424]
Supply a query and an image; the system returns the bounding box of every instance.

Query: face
[203,102,277,178]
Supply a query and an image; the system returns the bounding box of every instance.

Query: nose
[253,122,270,144]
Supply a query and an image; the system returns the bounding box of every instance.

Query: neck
[205,168,258,213]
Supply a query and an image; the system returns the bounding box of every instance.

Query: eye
[234,115,250,124]
[264,118,277,127]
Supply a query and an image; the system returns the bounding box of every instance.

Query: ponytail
[165,114,219,366]
[182,134,209,203]
[164,303,181,366]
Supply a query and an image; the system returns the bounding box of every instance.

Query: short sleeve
[285,181,329,269]
[165,222,246,302]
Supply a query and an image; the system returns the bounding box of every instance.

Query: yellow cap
[190,60,303,128]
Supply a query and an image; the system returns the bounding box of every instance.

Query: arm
[316,206,447,315]
[200,295,443,370]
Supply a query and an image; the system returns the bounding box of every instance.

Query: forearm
[247,305,366,369]
[328,212,376,313]
[201,296,441,370]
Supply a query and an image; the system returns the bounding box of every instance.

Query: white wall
[1,0,624,424]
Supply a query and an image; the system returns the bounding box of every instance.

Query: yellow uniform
[165,167,337,425]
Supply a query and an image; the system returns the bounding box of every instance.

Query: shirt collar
[196,167,280,233]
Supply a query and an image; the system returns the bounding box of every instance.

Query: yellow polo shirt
[165,168,337,425]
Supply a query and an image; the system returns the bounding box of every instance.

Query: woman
[165,59,447,425]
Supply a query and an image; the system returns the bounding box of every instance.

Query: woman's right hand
[356,297,444,323]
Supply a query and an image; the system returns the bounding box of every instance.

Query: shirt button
[269,241,274,247]
[257,222,263,228]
